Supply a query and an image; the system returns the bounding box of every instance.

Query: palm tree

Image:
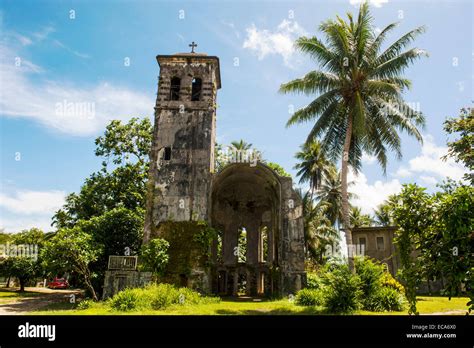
[279,2,427,270]
[298,189,339,264]
[350,206,373,228]
[315,165,356,227]
[230,140,252,151]
[294,140,332,197]
[373,198,396,226]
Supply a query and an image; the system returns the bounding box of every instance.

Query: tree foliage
[443,107,473,184]
[0,228,46,291]
[391,183,474,314]
[140,238,170,279]
[53,117,152,228]
[41,227,102,300]
[280,2,427,271]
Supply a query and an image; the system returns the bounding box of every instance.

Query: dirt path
[0,287,83,315]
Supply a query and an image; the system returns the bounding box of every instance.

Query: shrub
[381,272,405,294]
[108,283,220,312]
[354,257,406,311]
[140,238,170,278]
[295,288,324,306]
[320,263,362,313]
[109,288,141,311]
[365,287,406,312]
[306,272,321,289]
[355,257,384,300]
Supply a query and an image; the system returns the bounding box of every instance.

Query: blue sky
[0,0,471,232]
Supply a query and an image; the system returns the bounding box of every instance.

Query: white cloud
[362,153,377,165]
[52,39,90,59]
[0,42,154,136]
[394,167,412,178]
[349,171,402,215]
[0,190,66,215]
[420,176,438,186]
[407,135,465,180]
[243,19,307,67]
[392,135,466,183]
[0,189,66,233]
[32,26,55,41]
[350,0,389,8]
[14,33,33,46]
[0,216,56,233]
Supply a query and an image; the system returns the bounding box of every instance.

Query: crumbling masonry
[143,51,306,296]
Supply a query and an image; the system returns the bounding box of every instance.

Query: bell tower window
[170,77,181,101]
[191,78,202,101]
[164,147,171,160]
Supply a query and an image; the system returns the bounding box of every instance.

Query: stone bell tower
[144,45,221,242]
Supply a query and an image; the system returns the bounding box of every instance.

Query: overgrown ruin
[142,50,306,297]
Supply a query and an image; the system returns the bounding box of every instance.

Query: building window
[259,226,268,263]
[376,236,385,251]
[191,78,202,101]
[237,227,247,263]
[164,147,171,160]
[358,237,367,254]
[170,77,181,100]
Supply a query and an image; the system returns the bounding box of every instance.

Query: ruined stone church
[141,48,306,297]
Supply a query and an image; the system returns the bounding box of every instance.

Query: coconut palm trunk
[341,114,354,271]
[280,2,427,272]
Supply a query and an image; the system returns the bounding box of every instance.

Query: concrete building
[351,226,401,276]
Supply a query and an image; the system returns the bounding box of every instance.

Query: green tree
[41,227,101,300]
[1,228,46,291]
[350,206,373,228]
[434,184,473,312]
[315,166,355,227]
[230,139,253,151]
[50,118,152,296]
[266,162,291,177]
[391,184,435,314]
[53,117,152,228]
[4,258,36,292]
[280,2,427,271]
[77,207,145,291]
[299,189,339,264]
[294,140,333,197]
[443,107,473,184]
[373,201,394,226]
[392,182,474,314]
[140,238,170,280]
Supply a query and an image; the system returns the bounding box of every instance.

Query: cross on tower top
[189,41,198,53]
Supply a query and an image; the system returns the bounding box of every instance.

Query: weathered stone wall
[279,176,306,295]
[102,270,152,300]
[143,52,306,297]
[144,55,220,242]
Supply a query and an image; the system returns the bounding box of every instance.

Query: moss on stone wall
[151,221,216,283]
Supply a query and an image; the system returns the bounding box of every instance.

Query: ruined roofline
[352,226,398,232]
[156,54,221,89]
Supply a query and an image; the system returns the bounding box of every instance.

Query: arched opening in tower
[210,163,281,297]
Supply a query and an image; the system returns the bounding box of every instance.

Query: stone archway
[210,163,281,296]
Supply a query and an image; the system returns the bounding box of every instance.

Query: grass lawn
[30,295,470,316]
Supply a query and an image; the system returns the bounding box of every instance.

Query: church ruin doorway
[210,163,281,297]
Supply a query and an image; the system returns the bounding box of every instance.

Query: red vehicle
[47,278,69,289]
